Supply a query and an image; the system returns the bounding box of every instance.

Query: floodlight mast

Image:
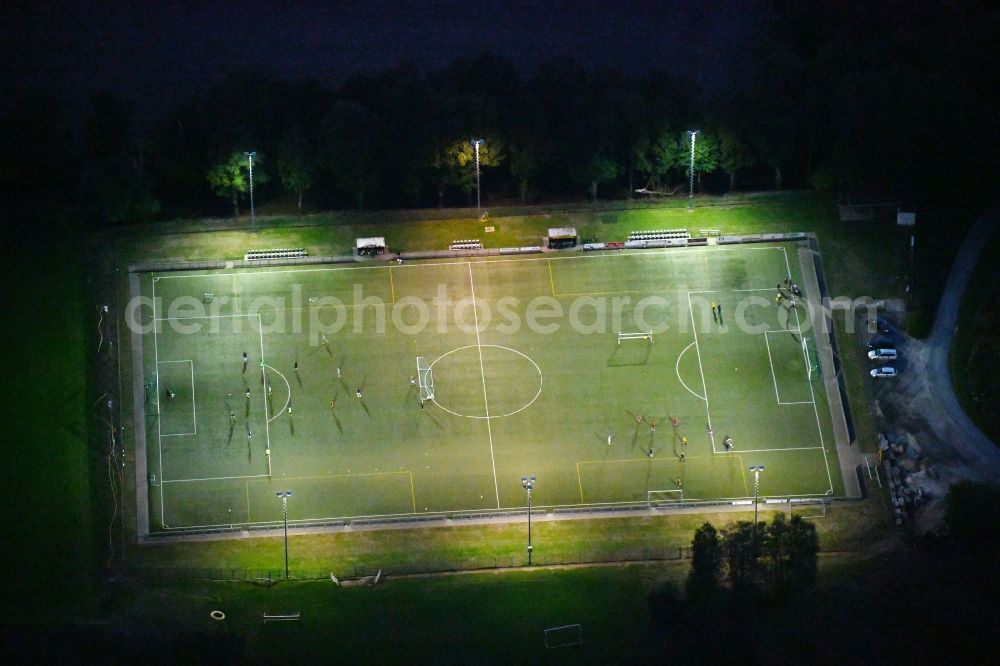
[749,465,764,554]
[471,139,485,215]
[687,131,699,204]
[244,151,257,229]
[276,490,293,578]
[521,475,536,565]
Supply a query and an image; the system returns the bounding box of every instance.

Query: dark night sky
[2,0,764,122]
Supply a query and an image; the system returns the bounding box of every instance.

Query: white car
[868,348,898,361]
[870,366,897,378]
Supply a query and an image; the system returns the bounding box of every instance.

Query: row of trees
[1,3,995,227]
[687,514,819,598]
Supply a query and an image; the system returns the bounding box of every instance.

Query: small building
[547,227,578,249]
[355,236,386,257]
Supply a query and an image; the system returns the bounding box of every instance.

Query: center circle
[429,345,542,419]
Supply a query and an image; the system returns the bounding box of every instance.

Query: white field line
[160,432,196,437]
[151,245,787,280]
[154,313,258,321]
[763,331,782,404]
[730,446,825,453]
[257,315,271,478]
[686,292,716,452]
[264,364,291,422]
[675,342,707,401]
[468,263,501,509]
[784,247,835,494]
[151,276,165,527]
[161,473,272,484]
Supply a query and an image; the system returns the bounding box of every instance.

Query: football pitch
[137,244,843,532]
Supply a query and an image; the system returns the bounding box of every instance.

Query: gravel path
[875,209,1000,486]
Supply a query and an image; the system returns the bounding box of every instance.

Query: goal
[416,357,434,401]
[618,331,653,345]
[647,489,684,508]
[544,624,583,649]
[802,336,821,381]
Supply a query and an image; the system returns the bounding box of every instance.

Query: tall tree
[277,127,316,213]
[430,137,503,207]
[717,126,756,192]
[722,521,759,589]
[79,92,160,225]
[687,522,723,599]
[207,152,268,217]
[322,101,381,209]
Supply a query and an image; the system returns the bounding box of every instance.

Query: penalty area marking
[675,342,707,401]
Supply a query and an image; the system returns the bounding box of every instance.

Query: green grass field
[139,243,842,532]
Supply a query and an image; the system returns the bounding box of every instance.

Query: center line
[469,263,501,508]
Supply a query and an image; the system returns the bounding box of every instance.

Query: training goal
[618,331,653,345]
[416,357,434,401]
[544,624,583,649]
[647,489,684,508]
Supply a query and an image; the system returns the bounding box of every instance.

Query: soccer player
[229,411,236,424]
[321,334,328,346]
[648,448,654,458]
[607,434,613,446]
[649,421,656,433]
[671,416,679,429]
[635,414,642,424]
[410,375,416,386]
[679,452,686,462]
[681,436,688,447]
[337,367,342,378]
[356,387,362,398]
[287,402,293,415]
[329,399,337,409]
[245,388,251,399]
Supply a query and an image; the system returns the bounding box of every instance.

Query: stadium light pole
[244,151,257,229]
[687,131,699,205]
[471,138,485,215]
[276,490,293,579]
[521,475,536,565]
[749,464,764,541]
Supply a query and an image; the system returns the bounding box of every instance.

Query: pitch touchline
[468,263,501,509]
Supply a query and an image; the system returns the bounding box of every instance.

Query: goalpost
[618,331,653,345]
[803,336,821,381]
[544,624,583,649]
[416,357,434,402]
[647,489,684,508]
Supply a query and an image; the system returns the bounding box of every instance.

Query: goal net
[802,336,821,381]
[647,489,684,508]
[416,357,434,401]
[544,624,583,649]
[618,331,653,345]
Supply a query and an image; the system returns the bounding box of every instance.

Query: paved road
[886,209,1000,480]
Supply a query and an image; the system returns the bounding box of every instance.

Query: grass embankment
[0,234,95,621]
[132,500,888,577]
[951,222,1000,444]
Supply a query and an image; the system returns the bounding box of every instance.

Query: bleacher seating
[244,248,307,261]
[449,239,483,250]
[627,228,691,242]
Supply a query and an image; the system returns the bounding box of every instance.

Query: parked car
[868,348,898,362]
[867,337,893,350]
[870,366,897,378]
